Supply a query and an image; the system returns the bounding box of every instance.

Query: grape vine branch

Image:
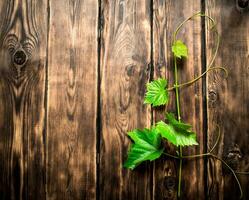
[123,12,248,199]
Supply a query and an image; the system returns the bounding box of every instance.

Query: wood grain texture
[206,1,249,199]
[99,0,152,199]
[0,1,249,199]
[153,0,205,199]
[46,0,98,199]
[0,0,47,199]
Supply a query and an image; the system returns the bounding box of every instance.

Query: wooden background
[0,0,248,199]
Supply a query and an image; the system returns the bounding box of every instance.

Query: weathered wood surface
[99,0,152,199]
[0,0,248,199]
[0,0,47,199]
[46,0,98,199]
[206,1,249,199]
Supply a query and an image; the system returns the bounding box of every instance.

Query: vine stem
[168,12,227,92]
[167,66,228,91]
[210,154,243,199]
[172,12,220,199]
[163,152,244,199]
[162,125,246,199]
[182,153,243,199]
[168,11,246,199]
[173,16,183,200]
[173,54,183,198]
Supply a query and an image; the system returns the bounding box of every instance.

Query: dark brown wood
[0,0,47,199]
[46,0,98,199]
[153,1,205,199]
[0,1,248,199]
[206,1,249,199]
[99,0,152,199]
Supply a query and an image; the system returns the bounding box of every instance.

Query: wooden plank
[0,0,47,199]
[46,0,98,199]
[99,0,152,199]
[153,1,205,199]
[206,1,249,199]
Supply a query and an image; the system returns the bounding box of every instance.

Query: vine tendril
[162,125,246,199]
[168,12,228,92]
[169,12,247,199]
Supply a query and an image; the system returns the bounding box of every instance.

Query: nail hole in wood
[13,50,27,66]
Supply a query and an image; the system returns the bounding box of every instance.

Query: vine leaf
[165,112,192,130]
[144,78,169,107]
[156,113,198,147]
[172,40,188,59]
[124,128,164,170]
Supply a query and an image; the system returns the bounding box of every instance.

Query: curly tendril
[167,12,228,92]
[168,12,248,199]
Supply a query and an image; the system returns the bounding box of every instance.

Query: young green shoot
[124,12,248,199]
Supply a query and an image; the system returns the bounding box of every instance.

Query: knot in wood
[13,49,27,66]
[164,176,176,189]
[237,0,249,8]
[208,90,217,102]
[225,144,242,170]
[164,189,174,199]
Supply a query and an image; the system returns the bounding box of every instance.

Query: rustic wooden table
[0,0,248,199]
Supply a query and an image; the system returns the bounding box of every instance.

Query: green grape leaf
[144,78,169,107]
[124,128,164,170]
[172,40,188,59]
[156,113,198,147]
[165,112,192,131]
